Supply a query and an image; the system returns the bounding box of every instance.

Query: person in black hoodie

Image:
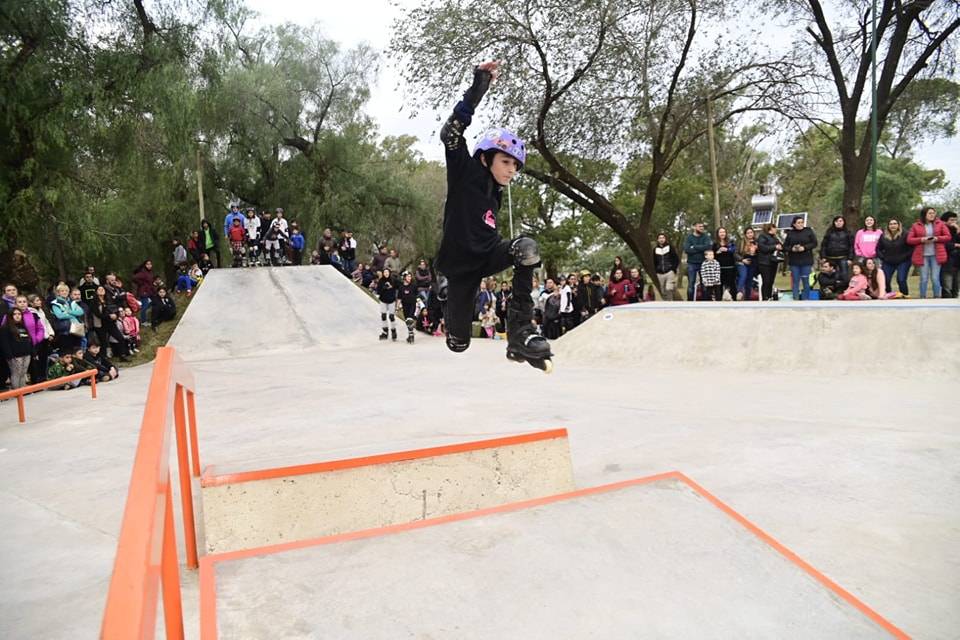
[877,219,912,296]
[433,60,551,371]
[816,259,845,300]
[83,340,118,381]
[940,211,959,298]
[820,215,854,281]
[375,268,400,341]
[783,216,818,300]
[757,223,783,301]
[150,287,177,331]
[653,234,680,301]
[1,308,33,389]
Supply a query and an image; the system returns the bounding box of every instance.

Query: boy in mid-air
[435,61,552,371]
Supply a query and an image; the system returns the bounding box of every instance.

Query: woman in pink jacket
[906,207,952,298]
[854,216,883,261]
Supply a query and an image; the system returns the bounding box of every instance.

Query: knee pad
[388,314,395,322]
[380,313,387,321]
[510,237,540,267]
[445,333,470,353]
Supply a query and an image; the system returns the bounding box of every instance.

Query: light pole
[869,0,879,220]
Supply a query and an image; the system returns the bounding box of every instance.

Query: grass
[120,291,195,368]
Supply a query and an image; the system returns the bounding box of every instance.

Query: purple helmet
[473,127,526,168]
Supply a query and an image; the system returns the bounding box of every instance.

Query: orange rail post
[91,374,97,398]
[17,395,25,423]
[173,383,199,570]
[161,477,185,640]
[0,369,97,423]
[186,389,201,477]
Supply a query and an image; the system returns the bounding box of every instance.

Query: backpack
[126,293,141,313]
[544,294,561,321]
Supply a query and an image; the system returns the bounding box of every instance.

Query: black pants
[758,264,778,300]
[30,340,50,382]
[152,305,176,328]
[705,284,723,301]
[96,324,128,357]
[445,239,534,342]
[720,267,736,297]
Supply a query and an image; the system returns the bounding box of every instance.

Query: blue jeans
[736,263,755,299]
[686,264,701,300]
[139,296,151,323]
[919,256,941,298]
[882,261,910,296]
[790,264,812,300]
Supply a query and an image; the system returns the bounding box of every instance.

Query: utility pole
[869,0,879,220]
[706,96,721,230]
[196,146,206,223]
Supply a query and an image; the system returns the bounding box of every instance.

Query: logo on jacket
[483,209,496,229]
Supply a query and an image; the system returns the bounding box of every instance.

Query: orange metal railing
[100,347,201,640]
[0,369,97,423]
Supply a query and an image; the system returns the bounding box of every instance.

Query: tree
[391,0,800,286]
[773,0,960,221]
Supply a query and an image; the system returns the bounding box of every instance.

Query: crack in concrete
[3,489,118,540]
[267,269,316,347]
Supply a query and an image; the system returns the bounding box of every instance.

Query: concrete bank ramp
[206,476,899,638]
[556,300,960,376]
[169,266,381,361]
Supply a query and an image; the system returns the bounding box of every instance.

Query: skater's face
[483,151,520,186]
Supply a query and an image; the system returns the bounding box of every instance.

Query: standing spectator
[576,271,601,320]
[1,308,35,389]
[940,211,959,298]
[609,256,626,280]
[816,260,844,300]
[0,283,15,315]
[385,248,402,274]
[150,287,177,331]
[27,294,54,382]
[820,216,854,281]
[606,268,633,306]
[479,302,498,338]
[90,286,129,361]
[415,259,433,303]
[877,219,912,297]
[318,228,337,256]
[132,260,157,322]
[374,268,399,341]
[245,208,262,265]
[863,258,887,299]
[339,231,358,274]
[172,239,188,267]
[199,220,220,268]
[495,281,512,333]
[83,266,100,285]
[683,222,713,300]
[474,279,495,320]
[712,227,737,300]
[272,209,290,261]
[854,215,883,262]
[187,230,203,264]
[627,267,643,304]
[653,234,680,301]
[559,275,575,333]
[783,216,817,301]
[736,227,758,301]
[263,219,282,266]
[78,271,98,304]
[49,283,86,354]
[289,224,306,265]
[371,245,388,272]
[838,262,870,300]
[907,206,952,299]
[223,204,244,239]
[698,250,723,301]
[539,278,562,340]
[757,223,783,301]
[227,218,246,267]
[122,307,141,354]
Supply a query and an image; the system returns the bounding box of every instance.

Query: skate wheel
[541,359,554,374]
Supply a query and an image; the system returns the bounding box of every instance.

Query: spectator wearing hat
[576,270,601,320]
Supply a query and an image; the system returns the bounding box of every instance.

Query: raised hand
[477,60,501,83]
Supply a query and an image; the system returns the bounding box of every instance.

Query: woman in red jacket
[906,207,952,298]
[606,269,634,306]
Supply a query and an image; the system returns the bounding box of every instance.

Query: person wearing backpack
[539,278,562,340]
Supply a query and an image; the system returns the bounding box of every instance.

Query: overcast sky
[246,0,959,198]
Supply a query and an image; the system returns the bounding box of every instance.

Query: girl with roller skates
[434,61,552,372]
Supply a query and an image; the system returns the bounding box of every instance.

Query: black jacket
[0,323,33,359]
[877,234,912,266]
[375,276,398,304]
[820,227,853,260]
[653,244,680,274]
[783,227,817,267]
[399,282,418,314]
[817,270,846,297]
[435,68,502,278]
[757,232,781,267]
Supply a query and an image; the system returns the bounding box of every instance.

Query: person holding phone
[906,207,952,298]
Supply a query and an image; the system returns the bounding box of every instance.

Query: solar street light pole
[869,0,879,221]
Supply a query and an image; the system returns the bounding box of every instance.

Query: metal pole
[706,96,721,230]
[507,182,515,238]
[869,0,879,220]
[196,147,206,223]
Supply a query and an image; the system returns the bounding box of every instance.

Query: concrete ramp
[202,474,903,639]
[556,300,960,376]
[169,266,381,361]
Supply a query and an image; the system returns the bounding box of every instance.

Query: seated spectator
[838,262,871,300]
[816,260,845,300]
[150,287,177,331]
[83,341,118,381]
[175,264,198,296]
[70,347,95,384]
[416,307,434,334]
[47,352,82,390]
[122,307,140,353]
[606,268,634,306]
[198,254,214,276]
[329,248,346,274]
[863,258,887,299]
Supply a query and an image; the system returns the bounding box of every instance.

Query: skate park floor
[1,266,958,639]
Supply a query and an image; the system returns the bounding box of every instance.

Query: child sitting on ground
[698,249,723,301]
[72,347,95,383]
[198,254,213,276]
[174,263,197,296]
[121,307,140,353]
[47,352,82,390]
[83,341,118,381]
[838,262,870,300]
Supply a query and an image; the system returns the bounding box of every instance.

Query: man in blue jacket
[683,222,713,300]
[223,204,245,239]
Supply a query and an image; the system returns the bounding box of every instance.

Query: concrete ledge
[200,429,574,554]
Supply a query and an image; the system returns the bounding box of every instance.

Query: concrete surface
[556,299,960,376]
[201,434,574,553]
[211,478,892,639]
[2,266,958,639]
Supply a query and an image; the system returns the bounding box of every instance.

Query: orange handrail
[100,347,202,640]
[0,369,97,423]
